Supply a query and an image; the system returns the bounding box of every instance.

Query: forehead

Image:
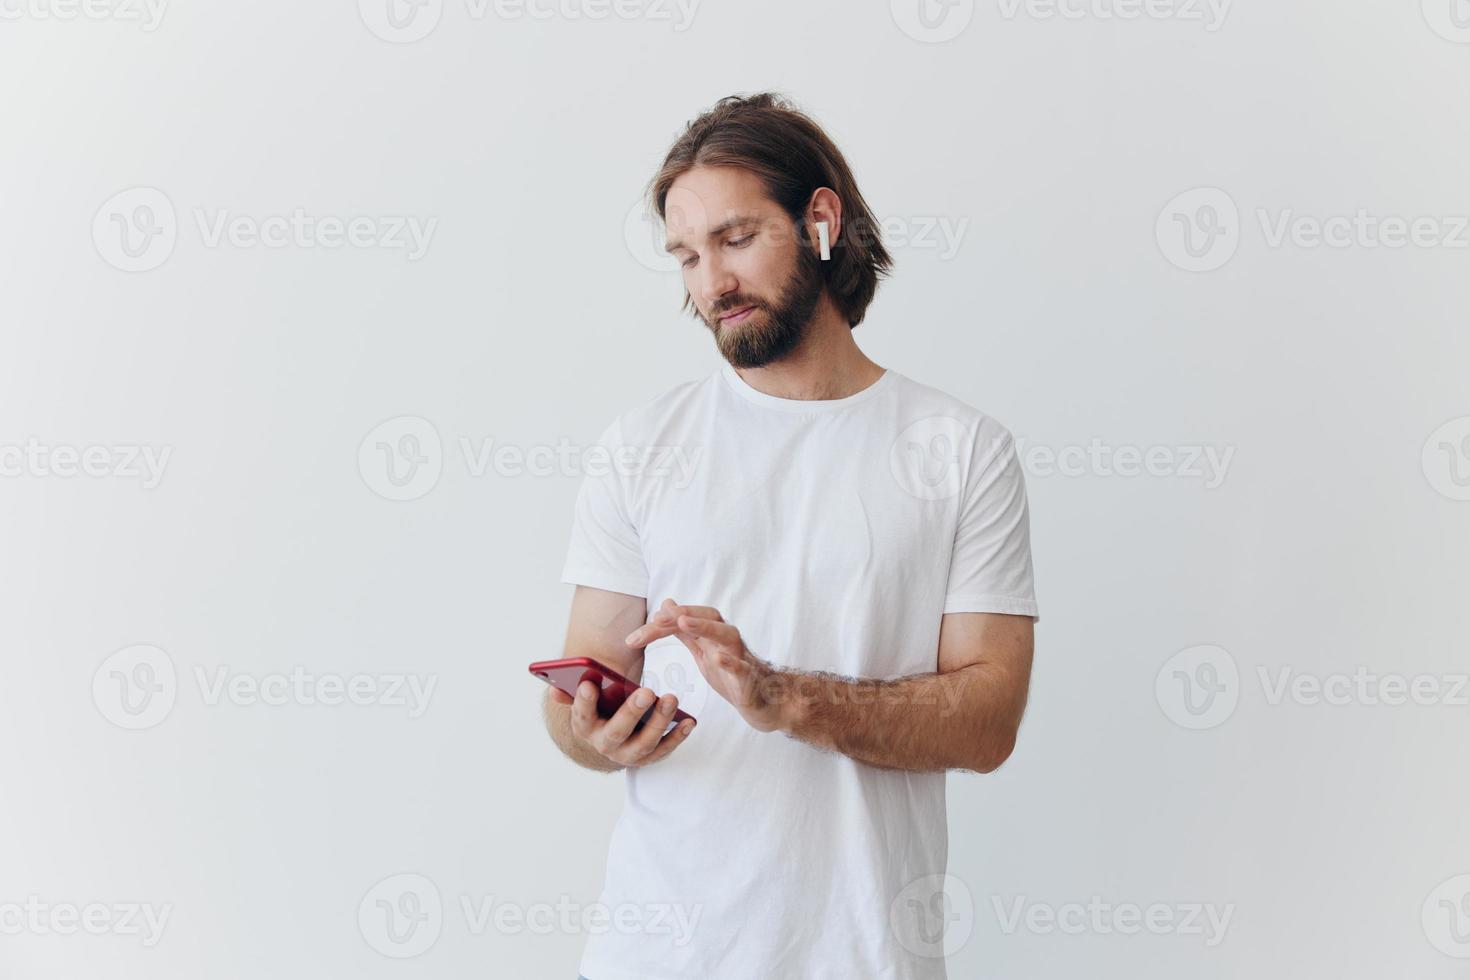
[663,166,779,241]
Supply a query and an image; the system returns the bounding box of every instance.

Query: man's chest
[633,440,958,598]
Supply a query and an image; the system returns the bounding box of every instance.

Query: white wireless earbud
[817,221,831,261]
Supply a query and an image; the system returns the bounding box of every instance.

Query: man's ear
[805,187,843,254]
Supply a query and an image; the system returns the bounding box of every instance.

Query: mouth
[719,305,756,325]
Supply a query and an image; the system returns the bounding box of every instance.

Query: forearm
[774,662,1024,773]
[542,692,624,773]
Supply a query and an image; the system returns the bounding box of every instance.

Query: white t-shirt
[560,361,1039,980]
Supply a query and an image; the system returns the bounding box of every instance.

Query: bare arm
[778,612,1033,773]
[542,585,695,772]
[627,600,1033,774]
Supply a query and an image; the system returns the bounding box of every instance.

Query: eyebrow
[663,213,761,255]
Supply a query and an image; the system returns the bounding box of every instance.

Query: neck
[729,295,884,401]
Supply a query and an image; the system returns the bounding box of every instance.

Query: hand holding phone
[531,657,697,769]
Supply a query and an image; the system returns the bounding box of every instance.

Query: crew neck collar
[719,362,893,414]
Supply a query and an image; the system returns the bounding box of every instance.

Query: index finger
[627,601,724,646]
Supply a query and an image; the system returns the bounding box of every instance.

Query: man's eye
[728,235,754,248]
[680,255,698,269]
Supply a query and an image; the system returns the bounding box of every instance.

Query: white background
[2,0,1468,977]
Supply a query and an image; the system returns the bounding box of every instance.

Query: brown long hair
[647,92,893,329]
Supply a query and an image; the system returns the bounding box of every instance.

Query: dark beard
[705,244,825,369]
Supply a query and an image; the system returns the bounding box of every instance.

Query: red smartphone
[529,657,696,728]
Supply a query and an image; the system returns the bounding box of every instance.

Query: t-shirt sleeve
[942,423,1039,620]
[558,417,651,598]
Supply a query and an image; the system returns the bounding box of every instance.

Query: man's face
[663,166,824,369]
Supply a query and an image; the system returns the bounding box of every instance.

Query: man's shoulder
[885,369,1017,444]
[589,371,719,446]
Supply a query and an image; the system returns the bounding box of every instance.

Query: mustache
[712,300,762,319]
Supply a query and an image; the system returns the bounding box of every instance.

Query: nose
[695,252,738,313]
